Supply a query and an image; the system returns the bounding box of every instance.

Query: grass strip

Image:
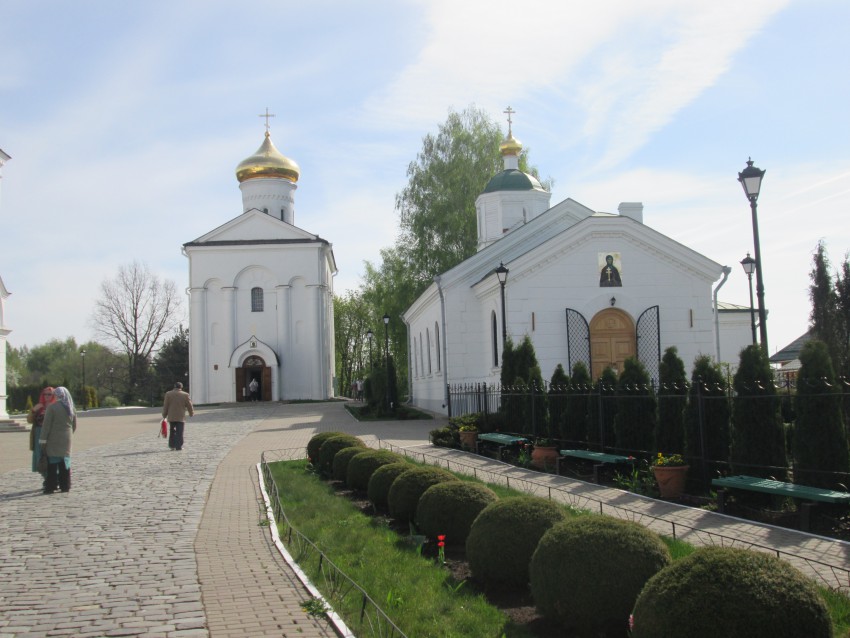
[269,460,509,637]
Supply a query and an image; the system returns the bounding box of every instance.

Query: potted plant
[531,437,559,470]
[457,424,479,450]
[651,452,689,499]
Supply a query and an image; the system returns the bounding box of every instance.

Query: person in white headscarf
[39,386,77,494]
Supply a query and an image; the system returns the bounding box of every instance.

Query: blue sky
[1,0,849,359]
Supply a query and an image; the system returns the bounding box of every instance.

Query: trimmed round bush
[306,431,345,464]
[316,434,366,476]
[367,462,412,509]
[387,467,459,523]
[332,446,369,483]
[346,449,404,492]
[530,516,671,636]
[466,497,568,588]
[416,481,498,545]
[631,547,832,638]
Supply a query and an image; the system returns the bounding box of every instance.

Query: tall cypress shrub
[793,340,850,488]
[685,355,730,488]
[730,345,788,480]
[548,364,569,442]
[563,362,591,445]
[656,347,687,455]
[614,357,656,455]
[589,367,619,451]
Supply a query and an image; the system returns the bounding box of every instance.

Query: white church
[403,118,751,415]
[183,121,336,403]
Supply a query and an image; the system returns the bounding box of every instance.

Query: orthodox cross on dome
[258,107,276,134]
[503,106,515,136]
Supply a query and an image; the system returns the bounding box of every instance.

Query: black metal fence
[446,378,850,487]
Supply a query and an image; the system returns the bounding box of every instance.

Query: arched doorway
[236,355,272,402]
[589,309,635,379]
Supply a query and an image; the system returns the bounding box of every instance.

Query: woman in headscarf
[39,386,77,494]
[27,386,55,477]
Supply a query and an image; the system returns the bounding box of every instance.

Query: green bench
[712,475,850,531]
[559,449,635,484]
[476,433,529,458]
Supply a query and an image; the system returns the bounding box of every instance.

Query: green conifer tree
[614,357,656,455]
[730,345,788,480]
[548,364,569,441]
[563,362,591,445]
[793,340,850,488]
[656,347,687,455]
[685,355,730,489]
[589,367,619,451]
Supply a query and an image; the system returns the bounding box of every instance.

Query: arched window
[434,322,441,372]
[491,310,498,367]
[251,287,264,312]
[426,328,432,374]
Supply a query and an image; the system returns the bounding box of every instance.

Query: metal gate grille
[565,308,591,375]
[636,305,661,384]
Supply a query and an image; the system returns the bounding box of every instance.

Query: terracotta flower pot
[531,446,559,471]
[653,465,689,499]
[459,430,478,450]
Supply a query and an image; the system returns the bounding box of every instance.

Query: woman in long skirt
[28,387,55,478]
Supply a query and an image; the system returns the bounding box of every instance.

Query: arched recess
[229,335,280,402]
[589,308,635,380]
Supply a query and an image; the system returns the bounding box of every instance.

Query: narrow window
[426,329,432,374]
[491,311,498,367]
[413,336,418,377]
[419,332,424,376]
[434,322,441,372]
[251,287,264,312]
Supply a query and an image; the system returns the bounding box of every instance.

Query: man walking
[162,382,194,451]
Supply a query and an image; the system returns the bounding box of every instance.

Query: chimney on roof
[618,202,643,223]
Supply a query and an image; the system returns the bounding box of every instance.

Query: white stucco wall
[186,214,335,404]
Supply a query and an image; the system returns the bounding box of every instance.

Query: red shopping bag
[160,418,168,438]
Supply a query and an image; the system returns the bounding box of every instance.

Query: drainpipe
[436,275,450,411]
[713,266,732,363]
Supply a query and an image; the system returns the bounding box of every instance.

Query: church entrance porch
[236,355,272,402]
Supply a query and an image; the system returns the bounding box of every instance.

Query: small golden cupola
[235,131,300,184]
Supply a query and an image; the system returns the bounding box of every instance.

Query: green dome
[482,168,544,194]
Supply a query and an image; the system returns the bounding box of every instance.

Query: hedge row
[304,432,831,636]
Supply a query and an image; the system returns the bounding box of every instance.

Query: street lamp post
[738,158,768,352]
[366,328,374,372]
[80,349,87,411]
[109,367,114,397]
[740,253,757,345]
[495,262,509,346]
[383,314,390,410]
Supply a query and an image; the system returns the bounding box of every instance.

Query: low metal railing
[260,448,407,638]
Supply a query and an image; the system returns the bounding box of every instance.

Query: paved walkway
[1,401,849,638]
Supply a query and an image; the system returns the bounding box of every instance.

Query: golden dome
[499,133,522,156]
[235,132,300,183]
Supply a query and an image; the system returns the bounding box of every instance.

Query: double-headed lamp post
[495,262,509,346]
[740,253,757,345]
[366,328,374,372]
[80,349,87,411]
[738,158,768,353]
[382,314,390,410]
